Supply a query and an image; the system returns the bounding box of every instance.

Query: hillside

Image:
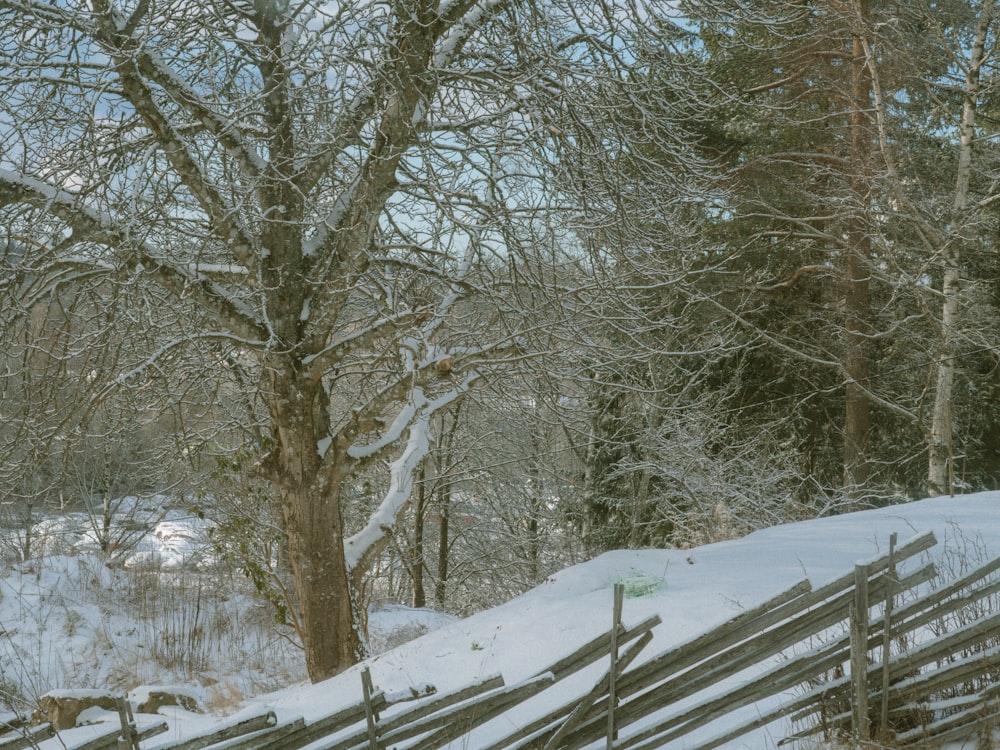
[246,492,1000,749]
[6,492,1000,749]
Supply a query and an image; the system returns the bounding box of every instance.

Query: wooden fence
[4,528,1000,750]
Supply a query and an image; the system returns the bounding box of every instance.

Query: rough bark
[927,0,995,497]
[262,365,363,679]
[412,465,427,609]
[843,0,873,500]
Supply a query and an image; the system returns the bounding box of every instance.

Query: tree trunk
[283,478,362,682]
[264,363,363,682]
[843,0,873,501]
[412,465,426,609]
[927,0,994,497]
[435,479,451,610]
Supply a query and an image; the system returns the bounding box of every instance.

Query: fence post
[851,563,871,747]
[361,667,380,750]
[879,532,898,738]
[116,697,140,750]
[607,583,624,750]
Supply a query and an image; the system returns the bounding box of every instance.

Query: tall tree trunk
[928,0,995,496]
[264,363,363,682]
[526,432,543,584]
[843,0,873,501]
[435,479,450,609]
[412,464,426,608]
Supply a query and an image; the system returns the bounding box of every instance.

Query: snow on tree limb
[0,169,265,342]
[344,372,477,574]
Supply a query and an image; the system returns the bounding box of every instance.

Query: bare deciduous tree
[0,0,682,680]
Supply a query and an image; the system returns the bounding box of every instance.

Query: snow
[344,375,477,571]
[2,492,1000,749]
[268,493,1000,749]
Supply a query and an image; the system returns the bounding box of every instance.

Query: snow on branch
[433,0,506,68]
[0,169,115,235]
[0,169,265,342]
[344,372,477,574]
[138,50,268,178]
[300,307,430,375]
[93,329,267,405]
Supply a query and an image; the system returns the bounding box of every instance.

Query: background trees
[0,0,699,681]
[2,0,1000,684]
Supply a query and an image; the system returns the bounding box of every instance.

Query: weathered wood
[146,713,277,750]
[206,716,306,750]
[603,634,858,750]
[602,566,928,738]
[542,631,653,750]
[398,673,556,750]
[375,674,504,738]
[132,534,1000,750]
[320,675,506,750]
[0,722,55,750]
[116,697,140,750]
[786,563,1000,728]
[613,546,1000,750]
[615,544,932,705]
[797,641,1000,741]
[562,564,934,750]
[850,564,870,744]
[477,620,659,750]
[607,583,624,750]
[360,668,378,750]
[894,698,996,749]
[613,579,812,698]
[879,532,897,736]
[64,721,167,750]
[784,614,1000,746]
[535,614,661,682]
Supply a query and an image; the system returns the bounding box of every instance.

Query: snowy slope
[229,492,998,749]
[12,492,1000,749]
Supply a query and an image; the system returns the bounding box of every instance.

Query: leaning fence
[5,528,1000,750]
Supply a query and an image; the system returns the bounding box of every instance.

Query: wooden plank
[850,563,870,744]
[895,699,996,748]
[607,583,624,750]
[312,675,506,750]
[360,668,378,750]
[535,614,661,682]
[474,619,660,750]
[786,612,1000,739]
[68,721,167,750]
[874,552,1000,641]
[878,532,898,736]
[117,697,140,750]
[542,631,653,750]
[605,566,928,738]
[250,693,388,750]
[0,722,55,750]
[785,567,1000,727]
[705,555,1000,750]
[790,644,1000,744]
[603,636,855,750]
[397,673,556,750]
[612,580,812,698]
[374,674,504,736]
[203,717,306,750]
[147,713,278,750]
[552,565,933,750]
[567,564,935,750]
[612,534,935,705]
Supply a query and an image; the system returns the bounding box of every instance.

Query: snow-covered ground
[0,499,456,713]
[3,492,1000,749]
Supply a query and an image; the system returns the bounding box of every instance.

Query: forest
[0,0,999,682]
